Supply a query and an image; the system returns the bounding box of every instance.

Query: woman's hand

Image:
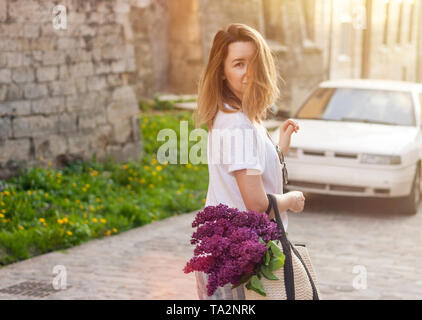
[286,191,305,213]
[278,119,299,154]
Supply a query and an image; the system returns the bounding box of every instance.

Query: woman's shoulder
[213,103,252,130]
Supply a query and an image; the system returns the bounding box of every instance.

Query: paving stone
[0,193,421,299]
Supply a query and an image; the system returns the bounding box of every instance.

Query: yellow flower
[27,190,32,195]
[69,222,73,226]
[62,217,68,223]
[39,218,45,223]
[90,170,98,176]
[67,231,72,236]
[202,198,206,203]
[0,214,4,219]
[80,205,84,210]
[43,222,47,227]
[4,190,10,196]
[45,192,49,198]
[1,209,5,214]
[85,220,89,224]
[186,163,192,168]
[156,166,162,171]
[96,198,101,202]
[149,184,154,188]
[140,178,146,184]
[122,164,128,170]
[106,230,111,236]
[56,173,61,178]
[194,166,199,171]
[144,166,151,171]
[100,218,106,224]
[57,219,63,225]
[151,158,157,165]
[73,183,77,188]
[152,171,156,176]
[85,184,90,188]
[128,177,133,181]
[48,161,52,167]
[1,202,4,206]
[39,156,44,161]
[112,228,117,233]
[92,218,98,223]
[18,225,24,230]
[75,199,80,204]
[90,206,95,212]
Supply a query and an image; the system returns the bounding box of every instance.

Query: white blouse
[205,103,288,230]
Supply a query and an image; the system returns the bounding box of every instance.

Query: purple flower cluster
[183,203,281,296]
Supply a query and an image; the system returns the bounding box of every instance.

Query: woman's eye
[236,63,244,67]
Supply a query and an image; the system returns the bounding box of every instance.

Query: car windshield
[295,87,415,126]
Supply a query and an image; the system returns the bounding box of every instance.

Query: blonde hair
[194,23,281,130]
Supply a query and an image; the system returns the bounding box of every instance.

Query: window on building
[396,0,404,44]
[419,93,422,125]
[301,0,315,41]
[262,0,286,44]
[339,16,352,59]
[383,0,391,45]
[409,1,415,43]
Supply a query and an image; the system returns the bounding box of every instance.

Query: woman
[193,23,306,300]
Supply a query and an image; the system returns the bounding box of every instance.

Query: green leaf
[269,256,285,271]
[260,264,279,280]
[231,273,253,289]
[270,241,284,258]
[258,236,265,244]
[246,275,266,296]
[265,249,270,266]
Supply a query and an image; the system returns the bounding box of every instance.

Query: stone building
[313,0,422,83]
[0,0,146,179]
[1,0,421,179]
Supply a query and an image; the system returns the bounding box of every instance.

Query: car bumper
[283,160,416,198]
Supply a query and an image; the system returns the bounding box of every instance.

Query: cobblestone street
[0,193,421,300]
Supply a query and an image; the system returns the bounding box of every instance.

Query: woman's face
[223,41,256,101]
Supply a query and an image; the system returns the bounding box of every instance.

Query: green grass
[0,108,208,267]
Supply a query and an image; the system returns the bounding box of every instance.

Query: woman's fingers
[281,119,299,133]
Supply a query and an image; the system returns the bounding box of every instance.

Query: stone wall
[0,0,145,179]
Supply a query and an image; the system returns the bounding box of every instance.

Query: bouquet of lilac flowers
[183,203,286,297]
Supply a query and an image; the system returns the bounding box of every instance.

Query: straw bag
[244,193,321,300]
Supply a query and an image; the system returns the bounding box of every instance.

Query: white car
[271,79,422,215]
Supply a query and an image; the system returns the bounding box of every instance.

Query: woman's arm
[233,169,293,220]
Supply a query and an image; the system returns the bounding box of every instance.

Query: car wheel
[398,165,420,215]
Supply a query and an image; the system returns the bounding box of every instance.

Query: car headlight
[360,154,401,165]
[286,147,298,158]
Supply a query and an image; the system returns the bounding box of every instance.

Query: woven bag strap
[266,193,295,300]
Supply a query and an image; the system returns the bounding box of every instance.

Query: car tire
[397,165,420,215]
